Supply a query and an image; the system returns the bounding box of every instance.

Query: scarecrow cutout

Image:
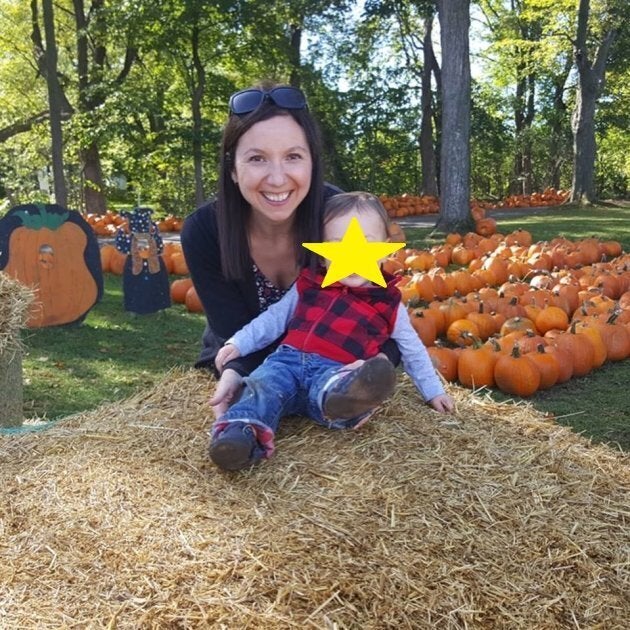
[115,207,171,314]
[0,203,103,327]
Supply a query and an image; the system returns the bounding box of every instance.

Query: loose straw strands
[0,368,628,628]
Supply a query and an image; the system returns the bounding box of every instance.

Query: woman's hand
[209,368,244,419]
[428,393,455,413]
[215,343,241,374]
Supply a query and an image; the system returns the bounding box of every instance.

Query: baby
[209,192,454,470]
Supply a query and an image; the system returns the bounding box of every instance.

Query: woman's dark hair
[217,81,325,281]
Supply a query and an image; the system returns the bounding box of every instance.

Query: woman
[181,82,398,417]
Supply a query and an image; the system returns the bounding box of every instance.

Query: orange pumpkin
[457,336,498,389]
[170,278,194,304]
[408,308,437,347]
[185,285,204,313]
[475,217,497,237]
[524,344,559,390]
[427,344,459,382]
[1,204,102,327]
[494,344,541,397]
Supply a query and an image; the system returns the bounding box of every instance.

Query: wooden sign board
[0,203,103,327]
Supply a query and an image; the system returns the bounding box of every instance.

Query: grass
[405,201,630,251]
[22,275,206,420]
[16,202,630,451]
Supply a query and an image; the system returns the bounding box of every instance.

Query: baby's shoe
[209,422,258,471]
[323,356,396,420]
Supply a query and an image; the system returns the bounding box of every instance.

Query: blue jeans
[217,345,372,457]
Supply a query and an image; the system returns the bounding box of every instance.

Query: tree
[419,7,441,196]
[570,0,617,203]
[72,0,138,214]
[33,0,70,206]
[435,0,473,234]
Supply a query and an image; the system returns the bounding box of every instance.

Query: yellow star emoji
[303,217,405,287]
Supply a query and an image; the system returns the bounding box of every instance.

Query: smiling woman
[180,82,333,378]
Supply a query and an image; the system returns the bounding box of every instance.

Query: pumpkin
[494,344,541,397]
[412,273,435,302]
[505,229,533,247]
[170,277,194,304]
[185,285,204,313]
[524,344,559,390]
[387,222,406,243]
[408,308,437,347]
[405,251,435,272]
[475,217,497,237]
[500,316,537,336]
[543,344,573,383]
[457,336,497,389]
[427,344,459,382]
[545,329,594,377]
[466,303,496,340]
[170,252,189,276]
[571,321,607,367]
[439,298,469,329]
[0,203,102,327]
[594,312,630,361]
[515,329,547,354]
[446,319,480,346]
[382,256,405,276]
[535,305,569,335]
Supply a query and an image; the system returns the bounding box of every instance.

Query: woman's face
[232,115,313,225]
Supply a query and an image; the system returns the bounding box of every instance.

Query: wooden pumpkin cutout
[114,207,171,315]
[0,203,103,327]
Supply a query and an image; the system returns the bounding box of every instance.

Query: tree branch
[0,109,71,143]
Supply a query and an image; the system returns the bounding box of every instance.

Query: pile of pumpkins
[388,229,630,397]
[379,188,569,220]
[496,188,570,209]
[85,210,184,237]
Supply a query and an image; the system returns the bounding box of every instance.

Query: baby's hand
[215,343,241,374]
[428,393,455,413]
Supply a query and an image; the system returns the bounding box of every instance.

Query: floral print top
[252,263,288,311]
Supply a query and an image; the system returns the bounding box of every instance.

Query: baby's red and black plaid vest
[282,268,401,364]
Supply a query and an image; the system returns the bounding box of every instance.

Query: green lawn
[15,202,630,450]
[21,275,206,420]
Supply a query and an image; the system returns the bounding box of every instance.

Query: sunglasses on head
[228,87,308,116]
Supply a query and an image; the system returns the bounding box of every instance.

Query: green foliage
[0,0,628,207]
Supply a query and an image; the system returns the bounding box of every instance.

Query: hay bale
[0,272,34,427]
[0,369,628,628]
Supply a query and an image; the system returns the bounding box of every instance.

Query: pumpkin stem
[14,206,69,231]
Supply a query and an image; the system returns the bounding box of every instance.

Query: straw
[1,369,628,628]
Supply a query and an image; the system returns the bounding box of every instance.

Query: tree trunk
[522,73,535,195]
[570,0,616,204]
[289,25,302,88]
[419,13,438,196]
[0,348,23,428]
[548,57,572,189]
[435,0,472,234]
[191,21,206,206]
[82,142,107,214]
[42,0,67,207]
